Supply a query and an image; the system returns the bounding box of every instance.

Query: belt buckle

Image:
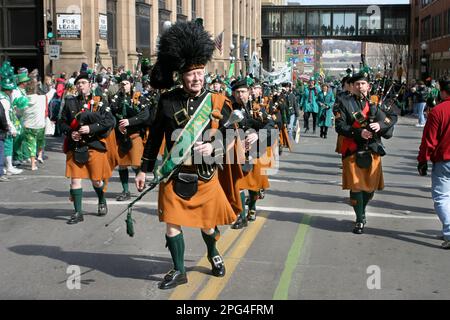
[174,108,190,126]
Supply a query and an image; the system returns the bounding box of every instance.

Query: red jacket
[418,96,450,163]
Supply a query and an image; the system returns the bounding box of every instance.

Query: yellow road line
[195,213,268,300]
[169,225,243,300]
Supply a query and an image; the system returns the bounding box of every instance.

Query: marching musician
[60,72,115,225]
[334,71,397,234]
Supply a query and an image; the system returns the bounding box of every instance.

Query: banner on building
[99,14,108,40]
[57,13,81,39]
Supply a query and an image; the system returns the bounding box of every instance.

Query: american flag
[214,31,224,55]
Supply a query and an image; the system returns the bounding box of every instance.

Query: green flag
[228,62,235,78]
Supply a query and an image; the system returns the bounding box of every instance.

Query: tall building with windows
[31,0,262,77]
[410,0,450,81]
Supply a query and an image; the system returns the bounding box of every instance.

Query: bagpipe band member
[60,72,116,225]
[135,21,237,290]
[334,71,397,234]
[110,72,151,201]
[230,78,275,229]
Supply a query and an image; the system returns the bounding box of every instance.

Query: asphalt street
[0,114,448,300]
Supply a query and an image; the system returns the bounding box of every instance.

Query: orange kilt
[158,173,237,229]
[118,134,144,167]
[342,153,384,191]
[335,135,344,154]
[104,130,119,171]
[237,159,270,192]
[65,147,112,181]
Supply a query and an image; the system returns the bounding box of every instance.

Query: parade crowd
[1,20,449,290]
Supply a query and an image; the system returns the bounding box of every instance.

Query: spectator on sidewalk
[417,76,450,250]
[413,81,429,127]
[23,81,56,170]
[0,101,8,181]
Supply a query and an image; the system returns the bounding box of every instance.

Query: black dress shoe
[231,216,248,229]
[158,269,188,290]
[98,203,108,216]
[208,255,226,277]
[67,212,84,225]
[352,222,364,234]
[116,191,131,201]
[247,210,256,221]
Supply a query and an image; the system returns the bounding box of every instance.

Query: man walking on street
[417,76,450,249]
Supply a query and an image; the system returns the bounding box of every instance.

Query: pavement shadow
[267,189,346,204]
[0,207,76,221]
[310,216,442,249]
[8,244,179,282]
[278,166,339,176]
[44,136,64,153]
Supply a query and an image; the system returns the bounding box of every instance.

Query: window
[415,17,419,37]
[432,14,441,38]
[307,10,319,36]
[421,16,431,41]
[159,0,165,10]
[136,2,151,58]
[177,0,182,15]
[319,12,331,36]
[446,9,450,35]
[191,0,196,19]
[107,0,117,67]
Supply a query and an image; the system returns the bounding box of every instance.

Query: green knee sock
[362,191,374,208]
[118,169,129,193]
[239,192,247,219]
[70,188,83,213]
[166,233,185,273]
[350,191,365,223]
[201,228,220,258]
[248,190,258,211]
[93,183,106,204]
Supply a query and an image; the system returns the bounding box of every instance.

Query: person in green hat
[10,70,31,165]
[301,77,321,134]
[0,61,23,175]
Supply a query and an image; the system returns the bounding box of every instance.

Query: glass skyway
[262,4,410,45]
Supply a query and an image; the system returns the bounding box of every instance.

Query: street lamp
[229,44,236,77]
[420,42,429,81]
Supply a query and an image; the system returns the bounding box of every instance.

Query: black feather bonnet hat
[150,21,215,89]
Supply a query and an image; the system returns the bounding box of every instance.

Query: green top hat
[0,77,16,90]
[16,72,31,84]
[0,61,16,90]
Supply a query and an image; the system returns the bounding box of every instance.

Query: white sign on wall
[49,45,61,60]
[99,14,108,40]
[57,13,81,39]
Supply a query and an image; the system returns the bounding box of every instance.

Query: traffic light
[47,20,54,39]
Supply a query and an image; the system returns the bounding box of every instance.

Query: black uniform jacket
[141,88,233,173]
[110,91,151,139]
[335,93,397,157]
[60,93,115,152]
[232,99,276,158]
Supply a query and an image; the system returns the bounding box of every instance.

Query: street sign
[49,44,60,60]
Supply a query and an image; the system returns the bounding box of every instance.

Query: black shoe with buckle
[98,203,108,216]
[67,212,84,225]
[158,269,188,290]
[231,216,248,229]
[352,222,364,234]
[208,255,226,277]
[116,191,131,201]
[247,210,256,222]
